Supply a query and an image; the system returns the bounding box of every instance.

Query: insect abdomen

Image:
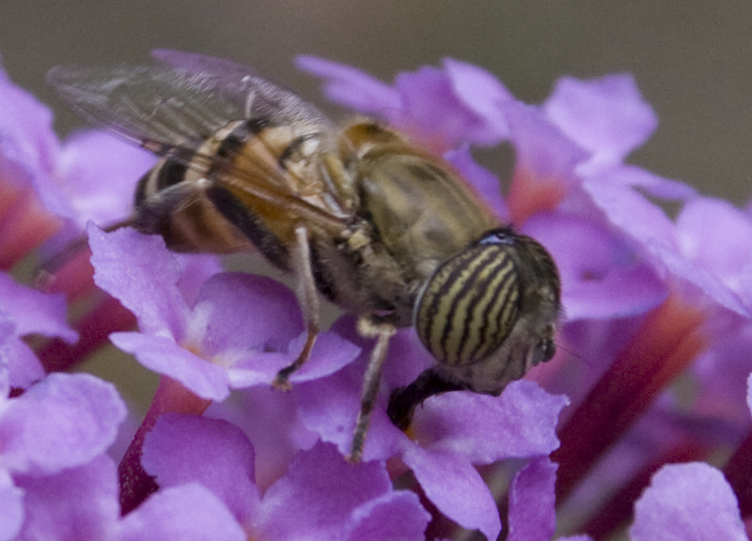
[131,118,310,261]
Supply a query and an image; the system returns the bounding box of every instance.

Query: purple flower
[87,224,360,402]
[0,373,127,539]
[118,482,247,541]
[2,51,752,541]
[0,59,152,231]
[0,60,153,270]
[0,271,77,388]
[503,455,749,541]
[299,56,752,539]
[630,462,747,541]
[295,319,568,540]
[507,457,558,541]
[297,56,511,153]
[142,414,431,540]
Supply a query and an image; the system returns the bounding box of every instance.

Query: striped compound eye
[415,237,522,367]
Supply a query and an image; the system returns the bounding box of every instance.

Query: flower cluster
[1,50,751,540]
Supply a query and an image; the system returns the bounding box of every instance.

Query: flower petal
[544,74,657,169]
[109,332,231,401]
[195,273,303,355]
[13,455,119,541]
[0,272,77,342]
[507,457,557,541]
[0,469,23,541]
[0,336,45,390]
[675,197,752,305]
[297,56,401,116]
[0,64,59,190]
[629,462,746,541]
[523,213,667,320]
[295,361,404,462]
[413,380,568,463]
[345,491,430,541]
[443,57,512,142]
[48,130,154,227]
[119,483,246,541]
[402,445,501,540]
[207,386,317,492]
[254,442,395,540]
[88,224,189,338]
[0,373,126,475]
[142,414,260,525]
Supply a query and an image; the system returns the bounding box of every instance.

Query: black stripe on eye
[416,243,522,366]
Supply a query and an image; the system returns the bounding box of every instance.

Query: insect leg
[130,180,204,234]
[272,225,320,390]
[38,181,197,281]
[348,317,396,463]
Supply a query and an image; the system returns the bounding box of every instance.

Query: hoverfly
[47,51,561,462]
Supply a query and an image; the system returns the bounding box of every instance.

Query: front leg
[273,225,320,390]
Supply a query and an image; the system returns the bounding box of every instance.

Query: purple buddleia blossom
[118,483,247,541]
[501,438,749,541]
[300,55,752,540]
[0,373,127,540]
[507,457,558,541]
[142,414,431,540]
[0,271,77,388]
[297,56,511,153]
[575,183,752,467]
[0,62,59,193]
[87,223,360,402]
[296,318,568,540]
[0,59,154,253]
[629,462,747,541]
[2,51,752,540]
[299,56,673,327]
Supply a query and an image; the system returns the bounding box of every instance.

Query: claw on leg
[273,328,318,390]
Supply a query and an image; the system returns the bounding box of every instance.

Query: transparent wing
[47,60,349,232]
[47,61,335,155]
[151,49,260,84]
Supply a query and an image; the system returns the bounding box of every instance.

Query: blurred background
[1,0,751,205]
